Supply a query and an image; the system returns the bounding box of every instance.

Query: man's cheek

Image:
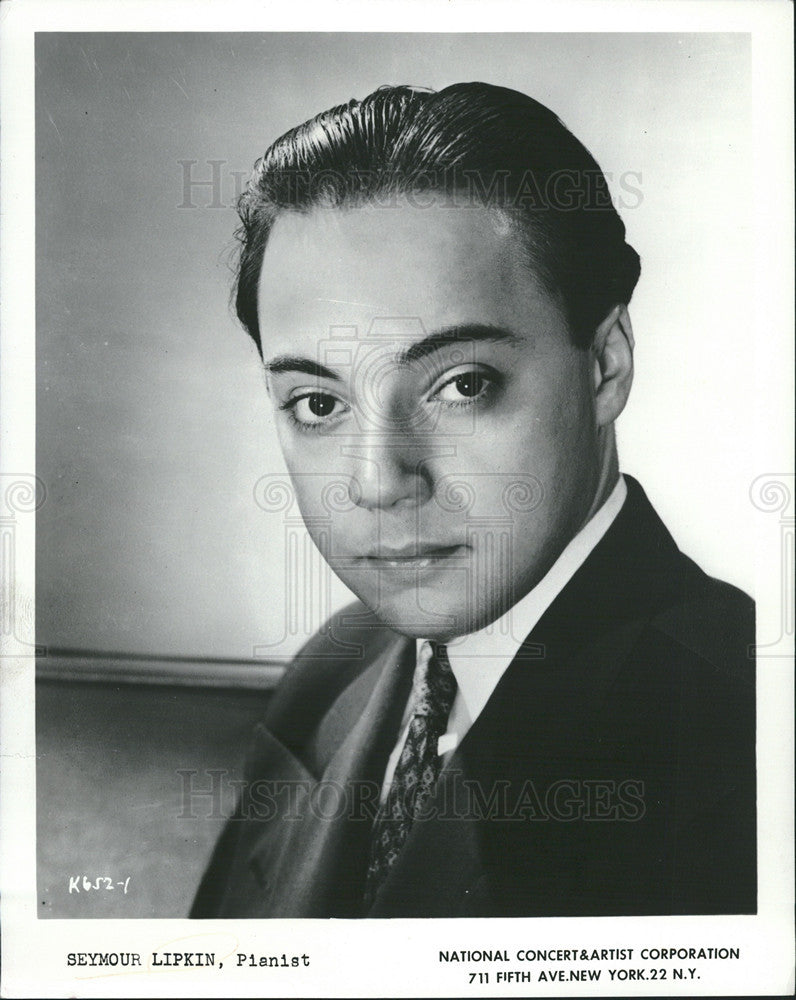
[302,507,358,564]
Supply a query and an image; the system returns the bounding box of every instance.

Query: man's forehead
[256,201,551,351]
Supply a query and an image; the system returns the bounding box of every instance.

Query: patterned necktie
[364,640,457,906]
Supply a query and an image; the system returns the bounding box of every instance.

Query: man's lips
[358,543,467,567]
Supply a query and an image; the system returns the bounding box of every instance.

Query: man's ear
[592,303,634,427]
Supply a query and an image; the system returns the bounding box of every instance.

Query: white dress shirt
[379,475,628,801]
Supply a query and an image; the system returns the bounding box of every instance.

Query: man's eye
[434,371,491,404]
[288,392,345,426]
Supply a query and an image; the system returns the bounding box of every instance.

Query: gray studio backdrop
[37,32,753,666]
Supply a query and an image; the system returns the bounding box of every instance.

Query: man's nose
[344,431,434,511]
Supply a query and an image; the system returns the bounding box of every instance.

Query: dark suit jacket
[191,477,756,918]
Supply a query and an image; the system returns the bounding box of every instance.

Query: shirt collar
[418,475,628,724]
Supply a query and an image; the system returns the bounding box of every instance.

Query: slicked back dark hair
[235,82,640,355]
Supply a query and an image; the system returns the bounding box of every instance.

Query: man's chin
[341,585,504,642]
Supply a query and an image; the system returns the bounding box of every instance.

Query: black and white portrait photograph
[1,2,793,997]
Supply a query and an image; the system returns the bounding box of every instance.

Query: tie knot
[411,640,456,717]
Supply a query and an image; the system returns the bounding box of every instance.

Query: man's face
[257,199,602,640]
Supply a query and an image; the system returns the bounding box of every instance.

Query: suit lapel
[246,630,414,916]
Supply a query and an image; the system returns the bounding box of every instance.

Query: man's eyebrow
[263,324,522,380]
[396,324,523,365]
[264,356,342,381]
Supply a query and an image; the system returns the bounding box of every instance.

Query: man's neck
[581,428,620,529]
